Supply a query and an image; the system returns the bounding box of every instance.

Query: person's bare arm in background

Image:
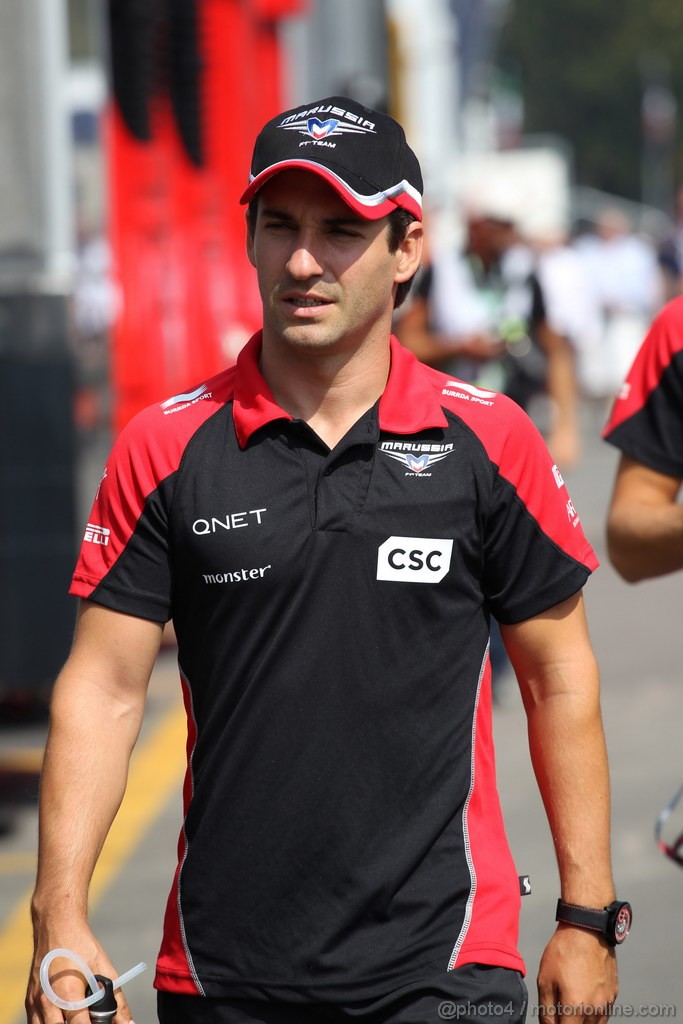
[606,456,683,582]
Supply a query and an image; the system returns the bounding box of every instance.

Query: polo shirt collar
[233,332,448,447]
[379,336,450,434]
[233,332,291,447]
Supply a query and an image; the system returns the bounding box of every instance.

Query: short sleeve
[603,299,683,478]
[481,405,598,624]
[70,409,177,622]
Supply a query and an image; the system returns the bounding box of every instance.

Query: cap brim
[240,160,422,221]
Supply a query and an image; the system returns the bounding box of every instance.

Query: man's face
[467,215,514,264]
[247,169,421,357]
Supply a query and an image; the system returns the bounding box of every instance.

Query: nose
[286,233,324,279]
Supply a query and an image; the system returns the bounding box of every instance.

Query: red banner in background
[108,0,305,434]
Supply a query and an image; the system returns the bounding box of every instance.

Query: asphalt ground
[0,404,681,1024]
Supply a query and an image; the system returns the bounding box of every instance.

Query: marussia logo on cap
[308,117,339,140]
[279,105,376,142]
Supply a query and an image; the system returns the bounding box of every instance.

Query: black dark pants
[157,963,528,1024]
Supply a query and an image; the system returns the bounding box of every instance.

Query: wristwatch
[555,899,632,946]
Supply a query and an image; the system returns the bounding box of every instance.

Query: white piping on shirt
[447,639,489,970]
[175,665,206,996]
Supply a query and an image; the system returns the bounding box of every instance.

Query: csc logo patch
[377,537,453,583]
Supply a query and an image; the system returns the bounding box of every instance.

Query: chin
[279,327,342,352]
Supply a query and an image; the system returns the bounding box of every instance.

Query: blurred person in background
[396,190,581,472]
[393,205,508,377]
[521,206,604,472]
[574,208,663,400]
[602,295,683,877]
[603,296,683,582]
[657,183,683,301]
[71,224,119,434]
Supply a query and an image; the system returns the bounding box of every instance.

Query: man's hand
[25,917,135,1024]
[537,925,618,1024]
[546,422,581,473]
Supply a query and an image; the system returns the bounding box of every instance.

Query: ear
[394,220,424,284]
[246,212,257,268]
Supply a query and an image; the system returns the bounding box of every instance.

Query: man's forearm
[528,685,618,1023]
[540,325,580,470]
[607,500,683,582]
[526,690,614,905]
[31,670,144,919]
[542,327,578,431]
[504,596,615,904]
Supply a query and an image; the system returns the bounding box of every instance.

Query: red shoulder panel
[71,367,236,600]
[435,371,598,573]
[603,297,683,436]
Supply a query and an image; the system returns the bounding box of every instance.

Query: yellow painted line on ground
[0,853,37,874]
[0,749,43,772]
[0,696,187,1024]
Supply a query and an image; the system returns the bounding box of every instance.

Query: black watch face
[613,902,632,944]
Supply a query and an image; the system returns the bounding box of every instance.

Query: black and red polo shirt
[71,334,598,1002]
[603,296,683,477]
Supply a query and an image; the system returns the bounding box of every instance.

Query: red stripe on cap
[240,160,422,221]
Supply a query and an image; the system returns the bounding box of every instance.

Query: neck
[260,332,392,449]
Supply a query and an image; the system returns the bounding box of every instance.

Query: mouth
[284,294,331,307]
[282,293,334,317]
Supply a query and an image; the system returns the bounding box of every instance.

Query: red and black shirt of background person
[603,296,683,477]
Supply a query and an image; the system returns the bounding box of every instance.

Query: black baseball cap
[240,96,423,221]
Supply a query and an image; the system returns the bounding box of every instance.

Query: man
[574,207,662,400]
[27,96,625,1024]
[603,296,683,580]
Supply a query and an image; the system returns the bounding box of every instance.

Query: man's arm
[537,320,581,471]
[396,294,502,366]
[501,592,617,1024]
[26,600,163,1024]
[606,454,683,582]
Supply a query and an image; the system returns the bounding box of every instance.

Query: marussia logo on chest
[380,441,455,476]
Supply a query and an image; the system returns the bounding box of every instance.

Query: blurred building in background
[0,0,76,705]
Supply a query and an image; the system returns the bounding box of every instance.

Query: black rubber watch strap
[555,899,609,934]
[555,899,632,946]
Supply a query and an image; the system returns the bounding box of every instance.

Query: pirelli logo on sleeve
[377,537,453,583]
[84,523,110,546]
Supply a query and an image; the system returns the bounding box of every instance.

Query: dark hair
[246,197,259,236]
[246,198,418,309]
[386,208,419,309]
